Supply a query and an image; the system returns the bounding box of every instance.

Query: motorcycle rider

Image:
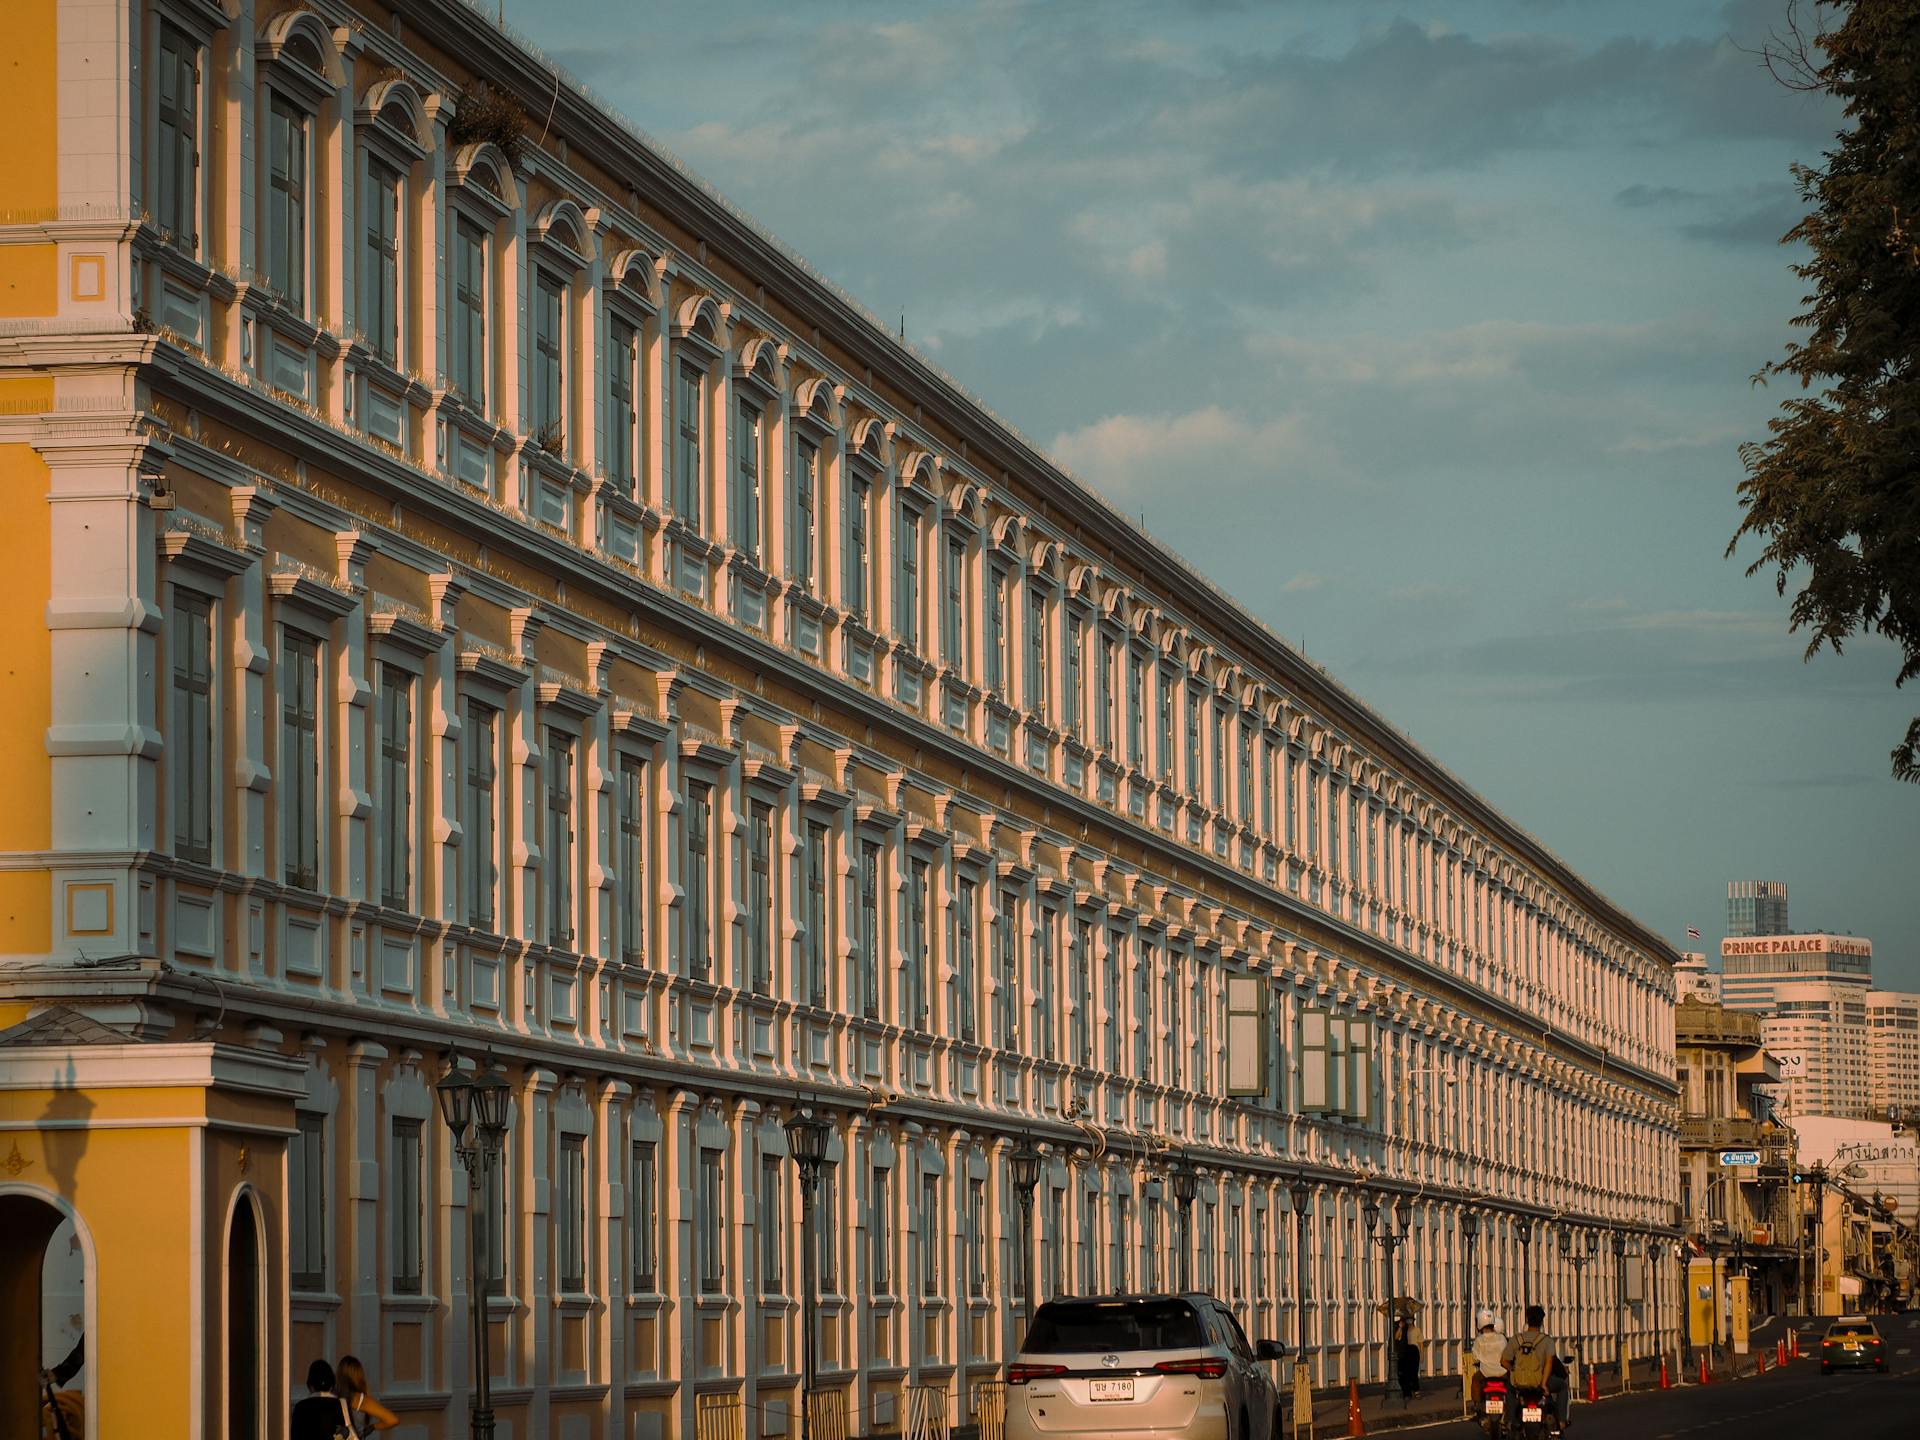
[1471,1307,1511,1430]
[1501,1305,1558,1433]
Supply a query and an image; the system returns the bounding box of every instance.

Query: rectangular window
[857,838,882,1020]
[994,890,1021,1050]
[1046,1187,1065,1297]
[805,821,830,1006]
[921,1172,942,1297]
[290,1111,326,1291]
[1025,588,1049,720]
[683,779,713,979]
[674,363,703,529]
[846,475,871,623]
[546,731,575,946]
[390,1119,422,1294]
[558,1135,586,1292]
[1131,936,1152,1076]
[1211,706,1226,809]
[465,701,500,930]
[1239,726,1255,819]
[732,400,762,561]
[379,668,413,909]
[760,1155,784,1294]
[1064,613,1085,738]
[986,566,1009,696]
[748,800,774,994]
[607,316,639,490]
[1186,686,1203,793]
[895,504,921,648]
[630,1141,658,1292]
[618,756,647,963]
[967,1176,987,1298]
[1104,931,1125,1073]
[360,159,401,362]
[1260,739,1275,837]
[155,25,199,247]
[955,877,979,1042]
[170,592,214,864]
[819,1161,840,1293]
[267,94,308,308]
[532,269,566,442]
[1128,650,1145,767]
[942,532,968,665]
[280,632,321,889]
[1113,1193,1132,1293]
[1035,908,1057,1058]
[1069,919,1091,1067]
[1157,671,1175,779]
[699,1148,726,1292]
[1252,1206,1268,1299]
[1080,1190,1099,1293]
[452,217,488,405]
[792,440,818,589]
[1096,632,1117,751]
[870,1165,893,1295]
[905,857,930,1029]
[1144,1195,1162,1291]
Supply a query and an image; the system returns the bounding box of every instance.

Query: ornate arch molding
[674,293,726,357]
[607,247,661,310]
[531,199,593,272]
[735,334,782,394]
[1029,537,1068,581]
[449,141,520,216]
[359,77,432,162]
[898,448,942,496]
[258,9,345,88]
[848,414,891,468]
[793,375,841,434]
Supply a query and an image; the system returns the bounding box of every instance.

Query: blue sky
[500,0,1918,987]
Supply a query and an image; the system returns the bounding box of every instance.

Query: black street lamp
[1645,1240,1665,1372]
[1010,1136,1043,1333]
[1169,1155,1200,1291]
[436,1054,512,1440]
[785,1105,831,1440]
[1461,1209,1480,1349]
[1516,1216,1535,1310]
[1288,1177,1314,1358]
[1673,1242,1693,1370]
[1610,1231,1627,1381]
[1363,1189,1412,1403]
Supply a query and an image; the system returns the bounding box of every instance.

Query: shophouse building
[0,2,1682,1436]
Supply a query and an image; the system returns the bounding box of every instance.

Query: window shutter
[1299,1009,1328,1112]
[1326,1016,1347,1114]
[1224,974,1267,1097]
[1346,1016,1373,1124]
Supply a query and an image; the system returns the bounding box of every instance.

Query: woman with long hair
[333,1355,399,1435]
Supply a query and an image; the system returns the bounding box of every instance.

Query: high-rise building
[1727,880,1790,937]
[1868,990,1920,1116]
[1761,982,1871,1118]
[1719,932,1872,1012]
[1674,951,1721,1003]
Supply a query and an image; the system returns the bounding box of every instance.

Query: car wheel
[1821,1364,1831,1374]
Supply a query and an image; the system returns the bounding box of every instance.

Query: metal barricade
[906,1383,950,1440]
[694,1391,744,1440]
[970,1379,1007,1440]
[805,1387,850,1440]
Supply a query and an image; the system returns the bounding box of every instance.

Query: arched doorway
[226,1195,264,1440]
[0,1188,89,1438]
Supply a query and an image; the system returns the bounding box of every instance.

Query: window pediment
[449,142,518,219]
[256,11,340,110]
[733,335,781,399]
[791,375,839,436]
[673,294,724,355]
[608,248,661,312]
[358,79,430,167]
[530,199,592,272]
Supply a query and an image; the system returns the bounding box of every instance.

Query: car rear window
[1024,1299,1206,1353]
[1828,1324,1874,1336]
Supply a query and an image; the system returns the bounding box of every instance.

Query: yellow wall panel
[0,375,53,415]
[0,445,51,857]
[0,245,58,319]
[0,0,57,218]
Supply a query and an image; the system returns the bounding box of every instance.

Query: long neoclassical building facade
[0,2,1681,1436]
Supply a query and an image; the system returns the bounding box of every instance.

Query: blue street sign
[1718,1150,1761,1167]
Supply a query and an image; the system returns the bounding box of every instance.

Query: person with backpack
[1501,1306,1558,1431]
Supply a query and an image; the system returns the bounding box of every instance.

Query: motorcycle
[1479,1373,1511,1438]
[1510,1384,1553,1439]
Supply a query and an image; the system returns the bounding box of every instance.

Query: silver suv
[1006,1293,1285,1440]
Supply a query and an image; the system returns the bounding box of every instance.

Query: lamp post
[785,1106,831,1440]
[1645,1241,1664,1373]
[1516,1216,1535,1310]
[1363,1189,1411,1403]
[1010,1136,1043,1335]
[1461,1209,1480,1348]
[1610,1231,1627,1382]
[436,1055,512,1440]
[1288,1178,1314,1356]
[1674,1241,1694,1372]
[1169,1155,1199,1291]
[1704,1228,1723,1368]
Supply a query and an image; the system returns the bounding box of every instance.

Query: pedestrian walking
[334,1354,400,1434]
[1393,1307,1423,1400]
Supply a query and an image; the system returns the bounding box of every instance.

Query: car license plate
[1486,1399,1504,1414]
[1522,1405,1543,1423]
[1846,1343,1860,1352]
[1089,1378,1136,1402]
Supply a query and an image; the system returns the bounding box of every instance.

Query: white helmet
[1476,1308,1499,1329]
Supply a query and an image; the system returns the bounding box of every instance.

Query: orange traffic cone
[1756,1350,1769,1374]
[1659,1353,1671,1389]
[1346,1377,1367,1437]
[1586,1366,1599,1403]
[1699,1353,1712,1385]
[1777,1337,1788,1367]
[1790,1329,1801,1360]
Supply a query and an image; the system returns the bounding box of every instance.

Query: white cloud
[1049,405,1329,504]
[1282,571,1329,593]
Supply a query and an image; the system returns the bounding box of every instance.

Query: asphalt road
[1421,1313,1920,1440]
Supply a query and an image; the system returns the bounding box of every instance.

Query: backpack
[1509,1334,1552,1389]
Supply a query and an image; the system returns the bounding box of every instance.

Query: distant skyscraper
[1868,991,1920,1116]
[1727,880,1790,937]
[1719,932,1872,1011]
[1762,982,1871,1118]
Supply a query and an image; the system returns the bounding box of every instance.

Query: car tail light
[1155,1357,1229,1380]
[1007,1364,1067,1385]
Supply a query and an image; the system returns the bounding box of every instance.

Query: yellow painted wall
[0,444,51,956]
[0,0,57,219]
[0,375,53,415]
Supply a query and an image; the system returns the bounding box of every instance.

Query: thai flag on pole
[1686,925,1701,940]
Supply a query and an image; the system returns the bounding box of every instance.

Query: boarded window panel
[1299,1009,1328,1111]
[1327,1019,1347,1115]
[1224,974,1267,1097]
[1347,1017,1373,1124]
